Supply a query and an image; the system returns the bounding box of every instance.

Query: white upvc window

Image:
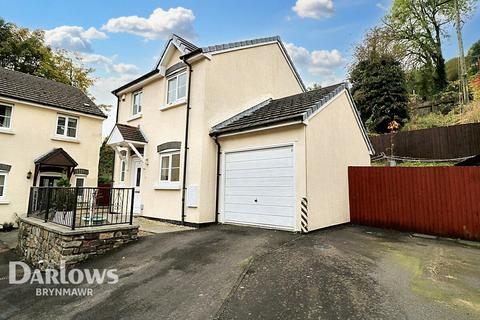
[132,91,142,116]
[0,172,7,201]
[0,104,13,129]
[160,152,180,183]
[120,159,126,182]
[56,115,78,138]
[166,72,187,104]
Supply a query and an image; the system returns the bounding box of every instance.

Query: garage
[223,145,296,230]
[212,84,374,232]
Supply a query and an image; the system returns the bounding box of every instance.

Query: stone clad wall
[18,217,138,269]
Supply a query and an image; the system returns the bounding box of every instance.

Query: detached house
[108,35,373,232]
[0,68,106,224]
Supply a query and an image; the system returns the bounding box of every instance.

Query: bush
[2,222,14,232]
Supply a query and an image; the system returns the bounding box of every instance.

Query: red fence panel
[348,167,480,241]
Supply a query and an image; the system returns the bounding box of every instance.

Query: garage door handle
[254,198,258,203]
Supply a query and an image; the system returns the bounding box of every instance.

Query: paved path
[0,225,479,319]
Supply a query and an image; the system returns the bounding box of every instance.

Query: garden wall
[18,217,138,269]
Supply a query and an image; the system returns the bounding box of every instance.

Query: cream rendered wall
[113,42,304,224]
[188,43,304,223]
[305,91,371,231]
[113,50,207,222]
[0,99,103,223]
[217,125,306,231]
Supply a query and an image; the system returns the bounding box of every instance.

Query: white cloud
[45,26,107,52]
[285,43,346,85]
[293,0,334,20]
[311,49,344,67]
[80,53,138,75]
[102,7,195,40]
[285,43,345,69]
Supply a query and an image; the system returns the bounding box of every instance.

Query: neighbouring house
[0,67,106,224]
[107,34,373,232]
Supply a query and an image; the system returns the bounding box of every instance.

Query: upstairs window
[56,115,78,138]
[167,72,187,104]
[0,104,12,129]
[132,91,142,116]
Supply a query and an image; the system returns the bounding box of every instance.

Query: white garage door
[224,145,295,230]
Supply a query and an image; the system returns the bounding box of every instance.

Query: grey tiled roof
[0,67,106,118]
[116,124,147,143]
[201,36,280,53]
[211,83,346,136]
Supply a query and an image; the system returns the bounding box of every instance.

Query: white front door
[132,160,142,214]
[223,145,296,231]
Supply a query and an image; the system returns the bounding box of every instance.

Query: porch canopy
[33,148,78,185]
[107,124,148,164]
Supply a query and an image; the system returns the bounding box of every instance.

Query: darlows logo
[9,261,118,296]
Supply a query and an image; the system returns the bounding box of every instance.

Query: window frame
[0,103,14,131]
[166,71,187,105]
[0,172,8,201]
[132,90,143,116]
[158,150,181,188]
[119,159,127,183]
[56,114,79,139]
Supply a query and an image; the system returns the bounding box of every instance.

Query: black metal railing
[27,187,134,229]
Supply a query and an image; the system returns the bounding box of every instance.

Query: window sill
[159,99,187,111]
[154,183,181,190]
[0,128,14,135]
[51,136,80,144]
[127,113,142,122]
[0,200,10,205]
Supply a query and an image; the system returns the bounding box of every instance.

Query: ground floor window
[0,173,7,200]
[160,152,180,183]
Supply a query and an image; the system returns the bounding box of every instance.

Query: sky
[1,0,479,135]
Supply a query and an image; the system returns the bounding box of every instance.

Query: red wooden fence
[348,167,480,241]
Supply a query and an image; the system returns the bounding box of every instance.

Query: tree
[0,18,94,93]
[384,0,477,94]
[445,57,459,81]
[467,40,480,75]
[307,83,322,91]
[350,55,409,133]
[351,27,406,65]
[98,139,114,184]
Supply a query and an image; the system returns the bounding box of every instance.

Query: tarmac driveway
[0,224,479,320]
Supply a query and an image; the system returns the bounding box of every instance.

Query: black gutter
[180,48,203,60]
[179,56,193,224]
[111,69,159,95]
[210,116,305,137]
[213,137,221,223]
